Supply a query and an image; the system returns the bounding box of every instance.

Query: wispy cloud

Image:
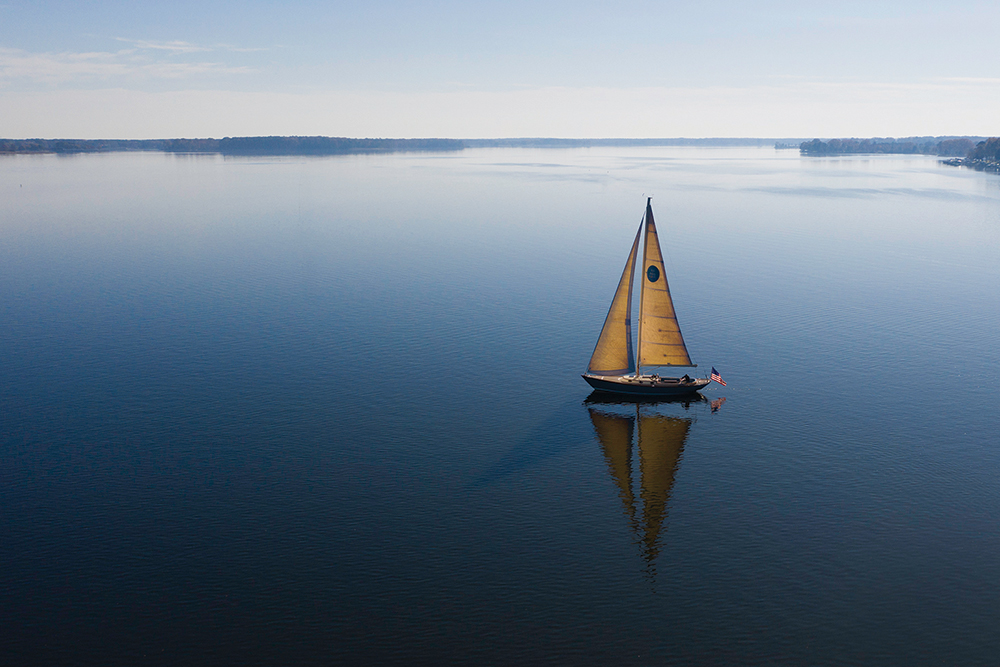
[0,47,252,85]
[114,38,212,54]
[113,38,271,54]
[213,43,273,53]
[934,76,1000,85]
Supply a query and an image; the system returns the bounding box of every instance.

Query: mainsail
[637,200,693,368]
[587,224,641,375]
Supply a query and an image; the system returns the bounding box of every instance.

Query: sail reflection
[588,403,691,566]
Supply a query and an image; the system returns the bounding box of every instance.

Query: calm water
[2,147,999,665]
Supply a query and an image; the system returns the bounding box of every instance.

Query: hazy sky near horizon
[1,0,998,138]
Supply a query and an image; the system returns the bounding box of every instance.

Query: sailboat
[583,198,711,396]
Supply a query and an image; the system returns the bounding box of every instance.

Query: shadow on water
[469,398,597,488]
[586,393,697,578]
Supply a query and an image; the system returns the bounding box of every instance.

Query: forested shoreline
[0,136,801,155]
[799,136,982,157]
[2,135,998,171]
[798,136,1000,172]
[944,137,1000,172]
[0,136,464,156]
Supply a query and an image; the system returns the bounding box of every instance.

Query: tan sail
[587,224,641,375]
[638,201,693,367]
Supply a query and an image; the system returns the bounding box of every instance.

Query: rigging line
[629,209,646,377]
[634,209,645,377]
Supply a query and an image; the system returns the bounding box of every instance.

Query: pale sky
[1,0,998,139]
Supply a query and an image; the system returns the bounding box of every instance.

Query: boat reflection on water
[586,393,695,570]
[584,391,707,409]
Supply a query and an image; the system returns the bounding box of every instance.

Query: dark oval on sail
[646,265,660,283]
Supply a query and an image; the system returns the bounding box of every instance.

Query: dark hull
[582,374,710,396]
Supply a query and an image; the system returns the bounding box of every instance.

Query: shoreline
[0,136,804,156]
[940,157,1000,173]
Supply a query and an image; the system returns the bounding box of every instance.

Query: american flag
[710,367,726,386]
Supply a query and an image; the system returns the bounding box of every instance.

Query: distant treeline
[4,135,995,162]
[0,136,464,156]
[967,137,1000,161]
[0,136,814,156]
[800,136,983,157]
[0,138,208,153]
[216,136,463,155]
[946,137,1000,173]
[464,137,802,148]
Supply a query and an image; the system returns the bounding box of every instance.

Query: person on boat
[681,374,692,383]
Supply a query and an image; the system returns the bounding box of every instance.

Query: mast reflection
[587,394,692,567]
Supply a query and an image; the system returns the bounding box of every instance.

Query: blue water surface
[2,147,999,665]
